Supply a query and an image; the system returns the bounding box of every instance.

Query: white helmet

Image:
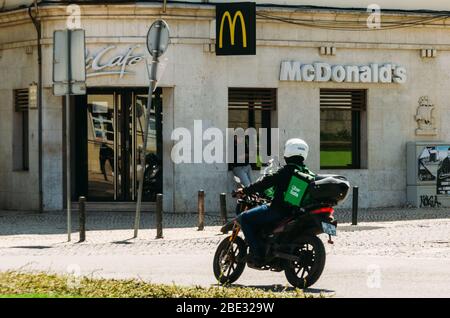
[284,138,309,160]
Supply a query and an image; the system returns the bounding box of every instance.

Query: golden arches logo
[219,10,247,48]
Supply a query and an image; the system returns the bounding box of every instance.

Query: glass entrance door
[83,88,162,202]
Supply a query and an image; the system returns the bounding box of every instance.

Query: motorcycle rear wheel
[213,236,247,285]
[284,235,326,289]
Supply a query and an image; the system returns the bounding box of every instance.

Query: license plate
[322,222,337,236]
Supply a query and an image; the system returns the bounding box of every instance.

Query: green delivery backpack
[283,164,315,207]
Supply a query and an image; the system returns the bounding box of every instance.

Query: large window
[228,88,276,169]
[320,89,366,169]
[13,88,29,171]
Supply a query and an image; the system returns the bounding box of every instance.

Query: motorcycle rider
[236,138,315,267]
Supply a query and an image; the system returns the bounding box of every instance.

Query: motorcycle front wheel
[284,235,326,289]
[213,236,247,285]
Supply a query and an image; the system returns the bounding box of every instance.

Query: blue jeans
[232,165,252,187]
[237,204,285,259]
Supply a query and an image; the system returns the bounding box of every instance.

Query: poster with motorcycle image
[418,145,450,194]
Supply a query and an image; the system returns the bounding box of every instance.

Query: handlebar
[231,191,269,206]
[231,190,251,198]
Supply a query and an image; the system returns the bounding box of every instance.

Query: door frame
[74,87,162,202]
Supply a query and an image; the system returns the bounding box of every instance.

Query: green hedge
[0,272,312,298]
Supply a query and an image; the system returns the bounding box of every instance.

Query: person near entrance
[230,136,253,187]
[99,143,114,181]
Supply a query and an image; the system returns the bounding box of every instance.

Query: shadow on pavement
[338,225,384,232]
[228,283,335,295]
[112,238,136,245]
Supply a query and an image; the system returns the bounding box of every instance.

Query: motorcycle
[213,172,350,289]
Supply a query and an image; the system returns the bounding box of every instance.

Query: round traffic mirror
[146,20,170,58]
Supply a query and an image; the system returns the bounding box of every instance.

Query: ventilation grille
[320,89,366,111]
[228,88,277,111]
[14,88,29,112]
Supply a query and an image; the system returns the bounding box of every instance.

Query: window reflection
[87,95,116,200]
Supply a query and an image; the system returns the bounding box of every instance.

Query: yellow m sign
[216,3,255,55]
[218,10,247,49]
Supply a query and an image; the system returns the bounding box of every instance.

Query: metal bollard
[220,193,227,226]
[155,193,163,239]
[198,190,205,231]
[79,196,86,242]
[352,186,359,226]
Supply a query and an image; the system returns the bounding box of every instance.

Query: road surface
[1,211,449,297]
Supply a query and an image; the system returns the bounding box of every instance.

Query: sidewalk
[0,211,223,256]
[1,206,449,235]
[0,207,449,257]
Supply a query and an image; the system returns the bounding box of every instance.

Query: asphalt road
[1,252,450,298]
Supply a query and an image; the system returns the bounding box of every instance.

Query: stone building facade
[1,1,450,212]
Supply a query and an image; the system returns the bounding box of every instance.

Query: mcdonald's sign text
[216,2,256,56]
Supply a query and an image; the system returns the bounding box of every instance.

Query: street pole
[220,193,227,225]
[197,190,205,231]
[134,21,164,238]
[155,193,163,239]
[352,186,359,226]
[53,29,86,241]
[66,29,72,242]
[78,196,86,242]
[66,93,71,242]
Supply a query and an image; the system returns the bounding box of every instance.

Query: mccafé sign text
[85,45,145,78]
[280,61,407,84]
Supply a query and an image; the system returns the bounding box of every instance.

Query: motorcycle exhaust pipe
[273,251,300,262]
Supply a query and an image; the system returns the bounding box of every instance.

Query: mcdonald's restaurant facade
[1,1,450,213]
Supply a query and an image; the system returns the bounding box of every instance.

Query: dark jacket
[243,162,315,213]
